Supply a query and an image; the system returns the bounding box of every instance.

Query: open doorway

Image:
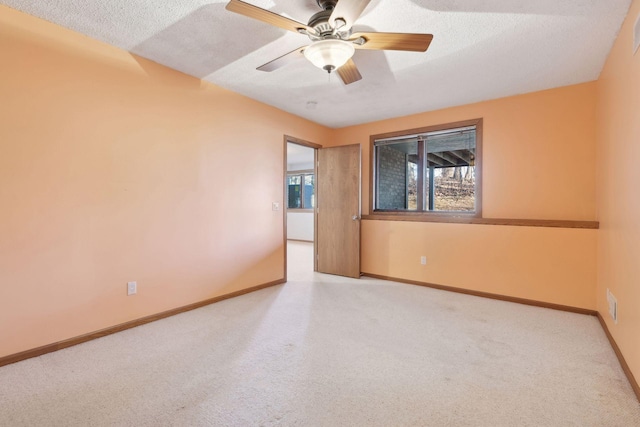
[284,136,320,280]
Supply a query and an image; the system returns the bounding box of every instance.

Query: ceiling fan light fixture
[304,39,355,73]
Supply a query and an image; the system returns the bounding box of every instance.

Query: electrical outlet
[420,256,427,265]
[606,288,617,324]
[127,281,137,296]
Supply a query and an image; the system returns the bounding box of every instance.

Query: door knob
[352,215,360,221]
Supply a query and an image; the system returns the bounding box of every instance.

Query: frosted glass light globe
[304,39,355,72]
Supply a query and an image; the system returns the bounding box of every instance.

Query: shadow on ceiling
[409,0,597,16]
[130,3,285,79]
[272,0,323,18]
[346,25,397,89]
[275,0,383,20]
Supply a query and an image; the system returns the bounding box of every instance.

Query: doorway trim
[283,135,323,282]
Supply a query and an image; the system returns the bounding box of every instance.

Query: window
[287,172,315,209]
[371,119,482,216]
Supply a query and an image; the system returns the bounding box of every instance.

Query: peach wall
[0,6,331,358]
[596,0,640,383]
[334,81,599,310]
[333,82,598,220]
[363,221,597,309]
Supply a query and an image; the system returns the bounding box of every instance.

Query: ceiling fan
[226,0,434,85]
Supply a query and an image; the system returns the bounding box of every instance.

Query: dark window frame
[369,118,483,218]
[287,170,315,211]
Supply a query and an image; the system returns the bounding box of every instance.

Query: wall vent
[635,13,640,55]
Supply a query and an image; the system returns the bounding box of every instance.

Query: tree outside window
[372,119,482,215]
[287,173,315,209]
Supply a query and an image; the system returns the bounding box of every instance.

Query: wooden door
[316,144,361,278]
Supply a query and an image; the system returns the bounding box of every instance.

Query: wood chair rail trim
[362,215,599,229]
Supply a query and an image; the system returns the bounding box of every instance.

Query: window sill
[362,214,599,229]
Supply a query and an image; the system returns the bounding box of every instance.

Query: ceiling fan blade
[257,46,307,72]
[337,59,362,85]
[351,32,434,52]
[329,0,372,32]
[226,0,310,34]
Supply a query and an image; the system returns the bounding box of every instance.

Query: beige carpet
[0,241,638,426]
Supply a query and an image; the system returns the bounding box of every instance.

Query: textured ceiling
[2,0,633,128]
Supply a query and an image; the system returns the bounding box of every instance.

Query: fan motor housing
[316,0,337,10]
[308,10,334,36]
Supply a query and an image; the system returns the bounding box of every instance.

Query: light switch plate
[127,281,137,296]
[634,13,640,55]
[606,288,617,324]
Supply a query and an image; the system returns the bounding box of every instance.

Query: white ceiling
[2,0,632,128]
[287,142,315,171]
